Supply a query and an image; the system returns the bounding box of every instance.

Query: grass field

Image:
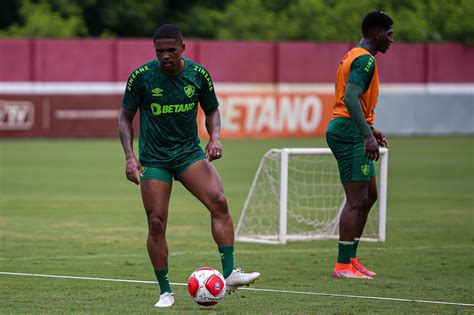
[0,137,473,314]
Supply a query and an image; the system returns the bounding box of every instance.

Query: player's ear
[181,42,186,52]
[373,28,382,40]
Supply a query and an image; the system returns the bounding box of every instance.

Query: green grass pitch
[0,137,473,313]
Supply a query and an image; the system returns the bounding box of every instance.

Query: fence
[1,39,473,137]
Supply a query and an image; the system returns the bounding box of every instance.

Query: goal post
[235,147,388,244]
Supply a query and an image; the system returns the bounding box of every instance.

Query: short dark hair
[153,24,183,42]
[362,11,393,35]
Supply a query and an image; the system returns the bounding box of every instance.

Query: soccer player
[326,12,393,279]
[118,24,260,308]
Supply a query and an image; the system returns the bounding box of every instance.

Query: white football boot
[154,292,174,308]
[225,268,261,293]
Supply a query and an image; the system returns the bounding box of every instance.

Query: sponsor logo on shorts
[184,85,195,98]
[361,164,370,176]
[142,167,148,175]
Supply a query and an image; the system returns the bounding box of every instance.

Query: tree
[0,0,472,43]
[81,0,169,37]
[0,0,87,37]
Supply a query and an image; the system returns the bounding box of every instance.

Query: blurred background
[1,0,473,42]
[0,2,473,313]
[0,0,473,138]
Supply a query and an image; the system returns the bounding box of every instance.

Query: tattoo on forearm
[119,111,135,158]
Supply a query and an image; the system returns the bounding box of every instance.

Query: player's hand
[125,156,142,185]
[372,128,389,148]
[364,134,380,161]
[205,138,223,162]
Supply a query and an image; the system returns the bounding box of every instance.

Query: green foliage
[215,0,283,40]
[176,4,222,39]
[277,0,376,41]
[0,0,473,43]
[389,0,474,44]
[80,0,169,37]
[431,0,474,44]
[0,0,87,38]
[0,0,21,30]
[209,0,474,43]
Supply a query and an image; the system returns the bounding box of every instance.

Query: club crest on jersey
[184,85,195,98]
[361,164,370,176]
[152,88,163,97]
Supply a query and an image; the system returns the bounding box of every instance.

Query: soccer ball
[187,267,226,306]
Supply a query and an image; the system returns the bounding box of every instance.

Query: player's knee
[215,194,229,212]
[148,215,166,238]
[367,191,378,207]
[348,198,368,211]
[209,193,229,215]
[206,189,224,205]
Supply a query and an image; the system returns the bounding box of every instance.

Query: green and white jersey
[121,58,219,167]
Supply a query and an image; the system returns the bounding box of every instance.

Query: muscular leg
[339,181,370,242]
[179,159,234,247]
[140,180,173,270]
[354,176,378,239]
[334,180,372,276]
[180,159,262,286]
[337,177,378,278]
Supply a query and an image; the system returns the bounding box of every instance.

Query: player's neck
[174,58,185,75]
[358,38,377,56]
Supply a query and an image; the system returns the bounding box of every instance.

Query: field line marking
[238,287,474,307]
[1,271,472,308]
[0,271,157,284]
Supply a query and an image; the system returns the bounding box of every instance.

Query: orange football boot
[332,263,373,279]
[351,258,377,277]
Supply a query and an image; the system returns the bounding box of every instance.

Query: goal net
[235,148,388,244]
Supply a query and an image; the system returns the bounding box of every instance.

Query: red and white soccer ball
[187,267,226,306]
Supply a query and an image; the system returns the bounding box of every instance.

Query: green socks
[154,268,172,294]
[337,241,354,264]
[218,245,234,278]
[337,239,361,263]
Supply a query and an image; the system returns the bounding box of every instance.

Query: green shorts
[326,118,375,183]
[140,149,206,183]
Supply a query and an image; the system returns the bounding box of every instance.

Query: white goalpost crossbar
[236,147,388,245]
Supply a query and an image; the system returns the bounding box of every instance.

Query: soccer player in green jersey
[326,12,393,279]
[118,24,260,308]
